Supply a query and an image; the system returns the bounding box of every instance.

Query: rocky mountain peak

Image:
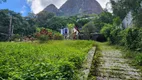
[43,4,58,14]
[42,0,103,16]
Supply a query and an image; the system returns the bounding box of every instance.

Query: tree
[36,11,55,27]
[110,0,142,27]
[100,24,114,38]
[82,21,96,39]
[113,17,121,26]
[46,17,67,31]
[0,9,36,41]
[76,19,90,28]
[93,12,114,32]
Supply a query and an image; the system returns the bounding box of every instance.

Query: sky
[0,0,110,16]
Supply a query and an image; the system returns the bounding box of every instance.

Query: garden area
[0,40,94,79]
[0,0,142,79]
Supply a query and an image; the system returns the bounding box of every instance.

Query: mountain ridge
[42,0,103,16]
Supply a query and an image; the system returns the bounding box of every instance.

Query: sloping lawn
[0,40,94,80]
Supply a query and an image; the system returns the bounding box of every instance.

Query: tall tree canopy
[0,9,36,41]
[110,0,142,27]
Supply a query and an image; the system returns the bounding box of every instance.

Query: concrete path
[96,43,142,80]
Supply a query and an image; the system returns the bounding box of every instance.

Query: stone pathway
[96,43,142,80]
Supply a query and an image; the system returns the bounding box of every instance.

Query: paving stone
[96,45,142,80]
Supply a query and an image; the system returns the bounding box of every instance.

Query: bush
[53,33,63,40]
[100,24,114,39]
[11,34,21,41]
[125,28,142,51]
[82,21,96,39]
[109,28,122,44]
[106,27,142,51]
[135,54,142,66]
[38,35,49,42]
[35,28,63,42]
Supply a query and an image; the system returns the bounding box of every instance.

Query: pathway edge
[79,47,96,80]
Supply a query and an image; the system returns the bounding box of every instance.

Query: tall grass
[0,40,94,79]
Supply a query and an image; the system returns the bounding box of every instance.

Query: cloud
[96,0,110,8]
[20,5,27,14]
[27,0,67,14]
[27,0,110,14]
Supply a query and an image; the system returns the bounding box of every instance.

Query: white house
[122,1,142,28]
[122,11,133,28]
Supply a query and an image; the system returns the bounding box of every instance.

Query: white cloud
[20,5,27,14]
[27,0,67,14]
[27,0,110,14]
[97,0,110,8]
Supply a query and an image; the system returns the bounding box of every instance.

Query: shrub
[82,21,96,39]
[53,32,63,40]
[35,28,50,42]
[38,35,49,42]
[106,27,142,51]
[35,28,63,42]
[10,34,21,41]
[135,54,142,66]
[109,28,122,44]
[124,28,142,51]
[100,24,114,39]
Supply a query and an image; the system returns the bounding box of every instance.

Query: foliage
[101,23,142,51]
[110,0,142,27]
[76,19,90,28]
[100,24,114,39]
[67,23,75,29]
[98,12,113,24]
[110,28,142,51]
[35,28,63,42]
[109,28,122,44]
[0,9,36,41]
[93,12,114,32]
[82,21,96,39]
[133,9,142,27]
[46,17,67,31]
[101,22,142,66]
[10,34,21,41]
[36,11,55,27]
[113,17,121,26]
[53,33,63,40]
[0,40,94,79]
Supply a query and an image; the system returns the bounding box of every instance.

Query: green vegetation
[82,21,97,39]
[0,40,94,79]
[118,47,142,72]
[101,24,142,66]
[110,0,142,27]
[88,42,102,80]
[35,28,63,43]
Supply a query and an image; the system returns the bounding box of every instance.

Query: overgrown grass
[115,46,142,72]
[88,42,102,80]
[103,43,142,72]
[0,40,94,80]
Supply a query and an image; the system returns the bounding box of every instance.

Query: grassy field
[0,40,94,80]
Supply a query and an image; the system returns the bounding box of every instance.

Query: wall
[122,11,133,28]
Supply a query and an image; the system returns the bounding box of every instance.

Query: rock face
[43,0,103,16]
[43,4,58,14]
[60,0,103,16]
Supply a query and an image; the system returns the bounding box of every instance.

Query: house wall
[122,11,133,28]
[122,1,142,28]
